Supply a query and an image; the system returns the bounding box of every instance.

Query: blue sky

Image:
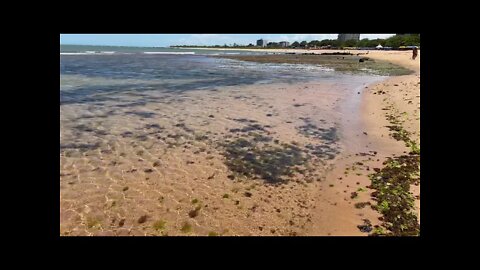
[60,34,395,47]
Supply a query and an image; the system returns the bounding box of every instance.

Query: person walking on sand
[412,47,418,60]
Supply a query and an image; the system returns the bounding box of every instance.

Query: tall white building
[256,39,267,47]
[337,34,360,42]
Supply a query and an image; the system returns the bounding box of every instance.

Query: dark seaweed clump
[297,118,338,142]
[231,118,258,124]
[222,137,307,184]
[369,154,420,236]
[298,124,338,142]
[125,111,157,118]
[305,143,338,160]
[296,119,340,160]
[229,123,266,133]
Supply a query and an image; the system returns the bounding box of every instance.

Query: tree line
[171,34,420,49]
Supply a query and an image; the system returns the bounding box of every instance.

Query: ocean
[60,45,349,105]
[60,44,271,55]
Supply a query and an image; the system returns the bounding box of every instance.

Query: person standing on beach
[412,47,418,60]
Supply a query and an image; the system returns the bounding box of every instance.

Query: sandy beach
[60,48,420,236]
[304,50,420,235]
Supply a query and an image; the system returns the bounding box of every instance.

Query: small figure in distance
[412,47,418,60]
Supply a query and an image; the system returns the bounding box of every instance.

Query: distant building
[279,41,290,47]
[256,39,267,47]
[337,34,361,42]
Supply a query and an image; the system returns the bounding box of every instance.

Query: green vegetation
[385,110,421,154]
[86,216,101,229]
[366,110,420,236]
[369,154,420,236]
[153,220,166,231]
[180,222,192,233]
[371,226,386,235]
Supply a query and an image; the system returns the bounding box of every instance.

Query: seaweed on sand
[229,123,266,133]
[368,154,420,236]
[385,111,420,155]
[304,143,339,160]
[297,124,338,142]
[361,106,421,236]
[222,137,308,184]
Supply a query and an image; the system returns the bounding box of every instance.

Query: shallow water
[60,53,385,236]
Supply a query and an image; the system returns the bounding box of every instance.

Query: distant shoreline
[174,47,419,53]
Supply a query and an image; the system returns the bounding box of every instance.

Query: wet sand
[60,76,383,236]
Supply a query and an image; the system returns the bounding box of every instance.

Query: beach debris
[118,219,126,227]
[145,124,162,129]
[357,219,373,233]
[188,206,202,218]
[137,215,148,224]
[354,202,371,209]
